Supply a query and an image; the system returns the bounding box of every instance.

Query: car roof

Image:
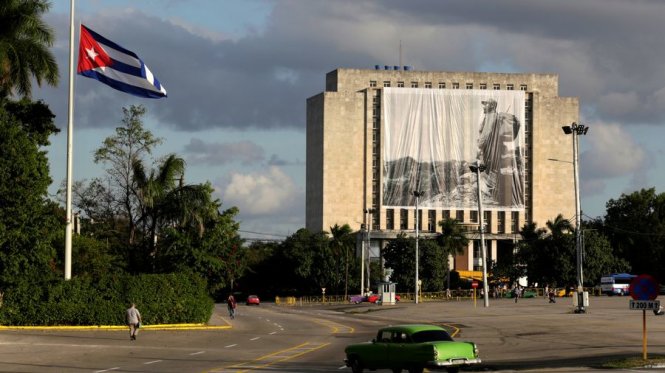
[379,324,446,334]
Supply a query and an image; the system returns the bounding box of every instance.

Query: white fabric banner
[382,88,525,210]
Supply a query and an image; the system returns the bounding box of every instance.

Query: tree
[436,218,469,289]
[93,105,162,246]
[603,188,665,281]
[0,0,59,98]
[0,99,60,286]
[328,224,355,298]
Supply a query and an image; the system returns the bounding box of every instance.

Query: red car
[246,295,260,305]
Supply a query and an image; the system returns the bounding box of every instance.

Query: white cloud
[222,166,298,216]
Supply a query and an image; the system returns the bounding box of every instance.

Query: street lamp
[413,190,424,304]
[562,122,589,314]
[469,160,489,308]
[364,208,375,295]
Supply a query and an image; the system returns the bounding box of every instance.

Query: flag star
[85,47,99,61]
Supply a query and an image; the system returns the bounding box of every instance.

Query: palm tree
[0,0,59,98]
[329,224,354,298]
[132,154,217,270]
[436,218,469,289]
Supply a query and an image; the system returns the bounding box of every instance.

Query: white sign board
[630,299,661,310]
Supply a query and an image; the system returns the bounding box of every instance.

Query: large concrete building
[306,67,578,275]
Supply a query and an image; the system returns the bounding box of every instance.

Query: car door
[364,330,391,368]
[387,330,415,367]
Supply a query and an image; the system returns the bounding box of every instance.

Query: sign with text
[630,299,661,310]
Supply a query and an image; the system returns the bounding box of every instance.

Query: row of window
[369,80,528,91]
[382,209,521,234]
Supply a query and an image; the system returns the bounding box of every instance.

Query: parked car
[246,295,260,305]
[344,324,480,373]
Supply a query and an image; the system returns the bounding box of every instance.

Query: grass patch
[602,355,665,369]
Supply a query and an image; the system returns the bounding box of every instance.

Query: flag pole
[64,0,76,280]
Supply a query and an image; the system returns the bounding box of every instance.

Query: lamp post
[364,208,375,295]
[469,160,489,308]
[562,122,589,313]
[413,191,424,304]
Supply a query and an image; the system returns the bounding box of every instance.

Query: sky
[36,0,665,240]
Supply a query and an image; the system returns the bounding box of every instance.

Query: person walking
[126,303,142,341]
[227,294,237,319]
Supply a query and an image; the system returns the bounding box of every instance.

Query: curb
[0,323,231,331]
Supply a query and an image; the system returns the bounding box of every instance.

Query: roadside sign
[471,281,479,289]
[629,274,659,300]
[630,299,661,310]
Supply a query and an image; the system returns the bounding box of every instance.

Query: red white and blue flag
[77,25,167,99]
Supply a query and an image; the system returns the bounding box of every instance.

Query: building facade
[306,67,578,274]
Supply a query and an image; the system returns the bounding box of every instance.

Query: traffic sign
[471,281,479,289]
[629,274,659,300]
[630,299,661,310]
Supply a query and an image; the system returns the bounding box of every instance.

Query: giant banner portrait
[382,88,525,210]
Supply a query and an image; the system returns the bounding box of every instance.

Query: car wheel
[350,357,364,373]
[392,369,402,373]
[446,368,460,373]
[407,366,423,373]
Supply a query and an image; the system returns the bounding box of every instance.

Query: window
[466,83,473,89]
[411,82,418,88]
[479,83,487,90]
[400,209,408,230]
[507,84,514,90]
[425,82,432,88]
[414,209,423,230]
[397,81,404,88]
[387,209,394,230]
[428,210,436,232]
[369,80,377,88]
[484,211,491,233]
[493,83,500,90]
[455,210,464,222]
[511,211,519,233]
[383,81,391,87]
[497,211,505,234]
[438,82,446,89]
[520,84,528,91]
[452,82,460,89]
[443,210,450,219]
[470,210,478,223]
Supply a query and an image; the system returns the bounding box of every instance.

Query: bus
[600,273,636,296]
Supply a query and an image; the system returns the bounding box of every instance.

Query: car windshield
[411,330,453,343]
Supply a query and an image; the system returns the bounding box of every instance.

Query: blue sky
[36,0,665,239]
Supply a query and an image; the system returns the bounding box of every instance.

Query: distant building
[306,67,578,275]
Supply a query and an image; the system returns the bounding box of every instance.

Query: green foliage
[0,99,60,287]
[0,273,213,326]
[0,0,59,98]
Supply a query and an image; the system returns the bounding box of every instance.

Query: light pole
[469,160,489,308]
[364,208,375,294]
[562,122,589,313]
[413,190,424,304]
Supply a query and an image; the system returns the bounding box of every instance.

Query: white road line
[94,368,119,373]
[269,331,277,335]
[144,360,162,365]
[225,344,237,348]
[250,337,260,341]
[189,351,205,355]
[338,365,347,370]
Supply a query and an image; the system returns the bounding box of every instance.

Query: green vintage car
[344,324,480,373]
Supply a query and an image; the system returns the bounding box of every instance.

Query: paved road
[1,296,664,372]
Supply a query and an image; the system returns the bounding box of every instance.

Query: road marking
[269,331,277,335]
[190,351,205,355]
[94,368,119,373]
[144,360,162,365]
[313,319,355,334]
[338,365,347,369]
[208,342,330,372]
[225,344,237,348]
[250,337,260,341]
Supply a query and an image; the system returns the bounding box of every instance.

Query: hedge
[0,272,214,326]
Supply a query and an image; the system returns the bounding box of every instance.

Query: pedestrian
[513,286,521,303]
[227,294,237,319]
[548,288,556,303]
[126,303,142,341]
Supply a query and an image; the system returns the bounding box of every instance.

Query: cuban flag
[77,25,167,99]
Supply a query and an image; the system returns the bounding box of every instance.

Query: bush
[0,272,213,326]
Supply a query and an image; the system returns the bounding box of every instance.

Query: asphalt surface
[324,294,665,371]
